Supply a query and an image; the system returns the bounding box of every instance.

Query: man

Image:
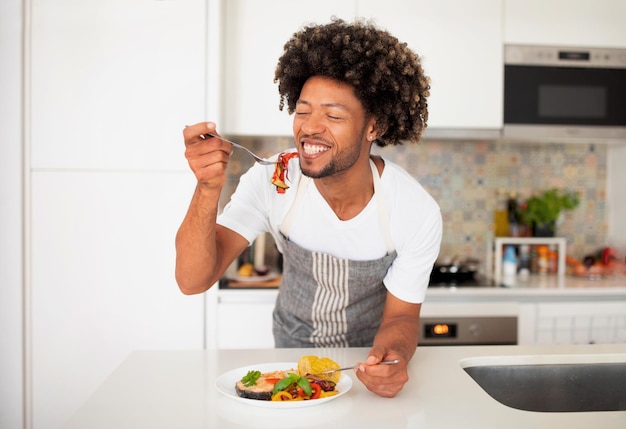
[176,19,442,397]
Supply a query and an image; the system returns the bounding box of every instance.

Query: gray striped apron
[273,160,397,348]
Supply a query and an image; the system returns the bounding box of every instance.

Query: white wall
[0,0,24,428]
[608,145,626,252]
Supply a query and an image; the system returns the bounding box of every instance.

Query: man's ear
[367,117,386,141]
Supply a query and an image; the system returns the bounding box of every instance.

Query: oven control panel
[420,316,517,346]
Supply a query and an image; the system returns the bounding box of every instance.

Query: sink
[460,354,626,412]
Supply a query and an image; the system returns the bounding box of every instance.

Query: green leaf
[518,188,580,225]
[297,376,312,397]
[271,372,314,397]
[240,370,261,387]
[272,376,295,394]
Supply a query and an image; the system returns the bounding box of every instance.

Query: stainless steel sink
[460,354,626,412]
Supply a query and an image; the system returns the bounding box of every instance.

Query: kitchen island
[62,344,626,429]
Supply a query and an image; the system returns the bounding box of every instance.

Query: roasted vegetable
[271,152,299,194]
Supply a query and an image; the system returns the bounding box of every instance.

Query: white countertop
[219,274,626,304]
[425,275,626,302]
[62,344,626,429]
[424,275,626,304]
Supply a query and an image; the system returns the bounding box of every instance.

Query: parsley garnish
[241,370,261,387]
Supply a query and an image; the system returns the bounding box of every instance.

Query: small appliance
[503,44,626,141]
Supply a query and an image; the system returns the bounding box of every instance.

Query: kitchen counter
[62,344,626,429]
[218,274,626,303]
[425,274,626,302]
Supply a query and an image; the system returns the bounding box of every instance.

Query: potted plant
[518,188,580,237]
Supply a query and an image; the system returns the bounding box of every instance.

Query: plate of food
[215,356,352,408]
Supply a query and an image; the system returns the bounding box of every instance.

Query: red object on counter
[601,247,616,265]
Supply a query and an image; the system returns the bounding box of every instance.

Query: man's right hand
[176,121,246,295]
[183,122,233,190]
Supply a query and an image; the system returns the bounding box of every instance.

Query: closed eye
[327,114,347,121]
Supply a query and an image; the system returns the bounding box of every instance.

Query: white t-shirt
[217,151,442,303]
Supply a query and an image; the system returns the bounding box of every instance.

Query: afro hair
[274,18,430,146]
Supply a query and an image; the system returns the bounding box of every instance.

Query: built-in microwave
[503,44,626,141]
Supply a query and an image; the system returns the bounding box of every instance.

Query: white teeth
[303,143,330,155]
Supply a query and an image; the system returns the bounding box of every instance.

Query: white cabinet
[30,171,204,429]
[1,1,24,428]
[222,0,357,136]
[223,0,503,135]
[504,0,626,47]
[358,0,503,131]
[223,0,626,137]
[29,0,209,427]
[30,0,206,171]
[216,290,277,349]
[519,301,626,345]
[215,289,626,348]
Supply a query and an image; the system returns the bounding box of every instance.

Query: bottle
[503,246,518,274]
[518,244,531,279]
[530,246,539,273]
[507,192,520,237]
[548,244,558,274]
[537,245,549,275]
[502,245,518,286]
[494,189,509,237]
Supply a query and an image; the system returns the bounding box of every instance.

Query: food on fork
[271,151,299,194]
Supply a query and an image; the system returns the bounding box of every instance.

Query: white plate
[229,272,280,283]
[215,362,352,408]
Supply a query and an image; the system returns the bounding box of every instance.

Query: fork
[312,359,400,375]
[200,133,276,165]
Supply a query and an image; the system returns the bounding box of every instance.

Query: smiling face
[293,76,376,179]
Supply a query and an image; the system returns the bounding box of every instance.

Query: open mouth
[302,141,331,156]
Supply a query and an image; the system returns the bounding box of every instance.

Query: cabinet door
[216,291,277,349]
[358,0,503,130]
[222,0,357,136]
[0,1,24,428]
[519,301,626,345]
[31,171,204,429]
[30,0,206,170]
[505,0,626,47]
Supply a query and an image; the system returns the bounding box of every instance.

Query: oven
[419,293,518,346]
[419,316,517,346]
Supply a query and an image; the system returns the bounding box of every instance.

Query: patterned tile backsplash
[222,136,608,271]
[372,140,607,265]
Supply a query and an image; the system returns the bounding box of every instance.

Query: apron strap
[370,160,395,254]
[279,159,395,254]
[278,173,310,238]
